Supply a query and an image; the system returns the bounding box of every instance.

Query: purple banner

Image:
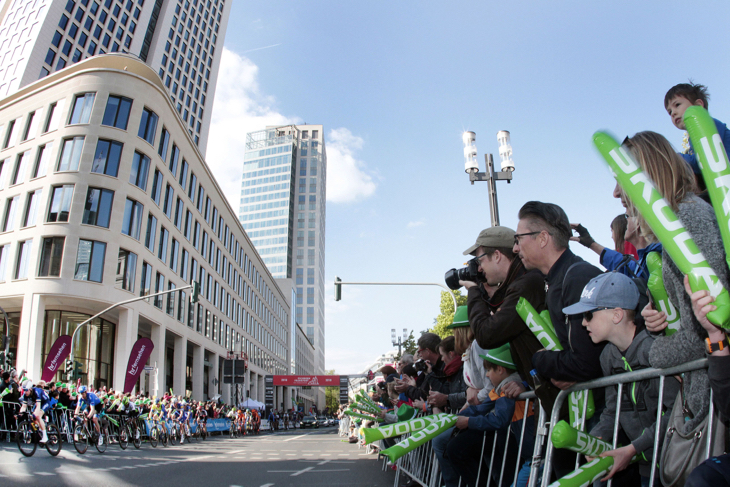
[124,338,154,393]
[41,335,72,382]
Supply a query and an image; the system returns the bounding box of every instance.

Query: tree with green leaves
[430,289,467,338]
[324,369,340,412]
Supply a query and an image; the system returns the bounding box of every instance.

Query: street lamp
[462,130,515,227]
[391,328,408,357]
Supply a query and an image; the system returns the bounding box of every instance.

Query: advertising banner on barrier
[41,335,72,382]
[124,338,155,393]
[144,418,231,434]
[272,375,340,386]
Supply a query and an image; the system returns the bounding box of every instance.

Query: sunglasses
[582,308,612,322]
[513,231,540,246]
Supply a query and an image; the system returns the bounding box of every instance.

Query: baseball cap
[562,272,639,315]
[463,226,516,255]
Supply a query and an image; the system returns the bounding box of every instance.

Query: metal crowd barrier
[359,358,715,487]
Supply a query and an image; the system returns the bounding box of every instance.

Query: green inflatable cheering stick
[516,298,594,428]
[362,413,449,444]
[379,414,458,463]
[646,252,680,335]
[593,131,730,329]
[548,420,639,487]
[684,106,730,271]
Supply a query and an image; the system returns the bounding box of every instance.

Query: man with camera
[396,333,448,408]
[456,226,560,411]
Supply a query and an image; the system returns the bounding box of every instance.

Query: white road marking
[36,472,56,476]
[291,466,314,476]
[283,433,310,442]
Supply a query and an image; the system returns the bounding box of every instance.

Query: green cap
[446,305,469,329]
[479,343,515,370]
[55,382,65,388]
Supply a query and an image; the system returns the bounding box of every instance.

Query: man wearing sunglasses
[460,226,560,409]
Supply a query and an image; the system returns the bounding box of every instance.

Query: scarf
[443,355,463,378]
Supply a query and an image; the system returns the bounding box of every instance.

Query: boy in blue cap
[563,272,679,485]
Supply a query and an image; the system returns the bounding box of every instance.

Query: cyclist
[17,380,51,444]
[75,385,103,445]
[122,396,140,440]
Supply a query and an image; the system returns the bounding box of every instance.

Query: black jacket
[405,358,446,401]
[531,249,605,382]
[468,257,561,413]
[708,354,730,420]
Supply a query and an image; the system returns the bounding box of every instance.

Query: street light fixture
[391,328,408,357]
[462,130,515,226]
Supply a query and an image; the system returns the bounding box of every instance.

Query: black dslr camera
[414,359,429,373]
[444,257,485,290]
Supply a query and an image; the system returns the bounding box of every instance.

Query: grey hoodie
[648,195,729,433]
[591,330,680,477]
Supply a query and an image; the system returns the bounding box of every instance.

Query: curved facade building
[0,53,291,405]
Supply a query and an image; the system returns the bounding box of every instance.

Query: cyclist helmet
[78,385,88,394]
[21,379,33,393]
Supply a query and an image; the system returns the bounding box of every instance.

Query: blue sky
[206,1,730,374]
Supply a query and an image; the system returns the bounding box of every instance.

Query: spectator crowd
[346,83,730,487]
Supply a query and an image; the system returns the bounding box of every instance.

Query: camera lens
[444,269,461,290]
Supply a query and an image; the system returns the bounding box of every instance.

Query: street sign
[143,366,154,372]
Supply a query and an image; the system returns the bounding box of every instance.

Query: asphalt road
[0,427,395,487]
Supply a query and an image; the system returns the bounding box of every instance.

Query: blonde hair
[621,131,698,241]
[453,326,474,356]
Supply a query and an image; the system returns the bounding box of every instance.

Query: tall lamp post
[462,130,515,227]
[391,328,408,358]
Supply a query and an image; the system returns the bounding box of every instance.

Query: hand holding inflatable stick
[516,298,594,428]
[646,252,680,335]
[379,414,458,463]
[362,413,449,444]
[549,420,639,487]
[593,131,730,329]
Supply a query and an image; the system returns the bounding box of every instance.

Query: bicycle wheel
[16,421,37,457]
[229,424,235,438]
[45,424,62,457]
[95,431,108,453]
[119,426,129,450]
[185,424,192,443]
[73,424,89,454]
[168,425,178,446]
[160,428,168,447]
[149,426,158,448]
[132,424,142,449]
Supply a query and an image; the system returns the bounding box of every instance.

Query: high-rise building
[0,53,293,407]
[0,0,229,153]
[241,124,326,406]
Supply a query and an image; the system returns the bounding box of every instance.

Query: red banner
[272,375,340,386]
[124,338,154,393]
[41,335,72,382]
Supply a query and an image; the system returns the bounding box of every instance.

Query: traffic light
[334,277,342,301]
[190,281,200,304]
[0,334,7,348]
[65,359,74,380]
[3,351,12,368]
[367,370,374,381]
[73,361,83,380]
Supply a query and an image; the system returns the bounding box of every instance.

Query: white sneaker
[98,435,104,446]
[40,432,48,444]
[135,430,140,439]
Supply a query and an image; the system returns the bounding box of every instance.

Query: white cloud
[407,219,425,228]
[206,48,301,210]
[326,128,377,203]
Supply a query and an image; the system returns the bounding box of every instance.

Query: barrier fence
[348,358,717,487]
[0,403,234,443]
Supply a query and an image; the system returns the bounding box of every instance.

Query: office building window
[116,248,137,292]
[140,261,152,296]
[2,196,18,232]
[22,189,42,227]
[44,100,65,133]
[38,237,64,277]
[32,142,54,179]
[179,159,188,189]
[101,95,132,129]
[169,144,179,177]
[144,214,157,251]
[138,107,158,144]
[158,127,170,160]
[91,139,122,177]
[74,239,106,282]
[15,239,32,279]
[122,198,143,239]
[151,169,163,205]
[170,238,179,272]
[154,272,164,308]
[82,187,114,228]
[68,93,95,124]
[166,282,176,315]
[129,151,150,190]
[158,226,169,261]
[47,185,74,222]
[57,136,85,171]
[163,184,173,218]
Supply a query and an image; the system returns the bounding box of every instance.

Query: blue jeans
[433,427,460,487]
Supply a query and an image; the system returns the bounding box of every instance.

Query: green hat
[446,306,469,329]
[55,382,65,388]
[479,343,515,370]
